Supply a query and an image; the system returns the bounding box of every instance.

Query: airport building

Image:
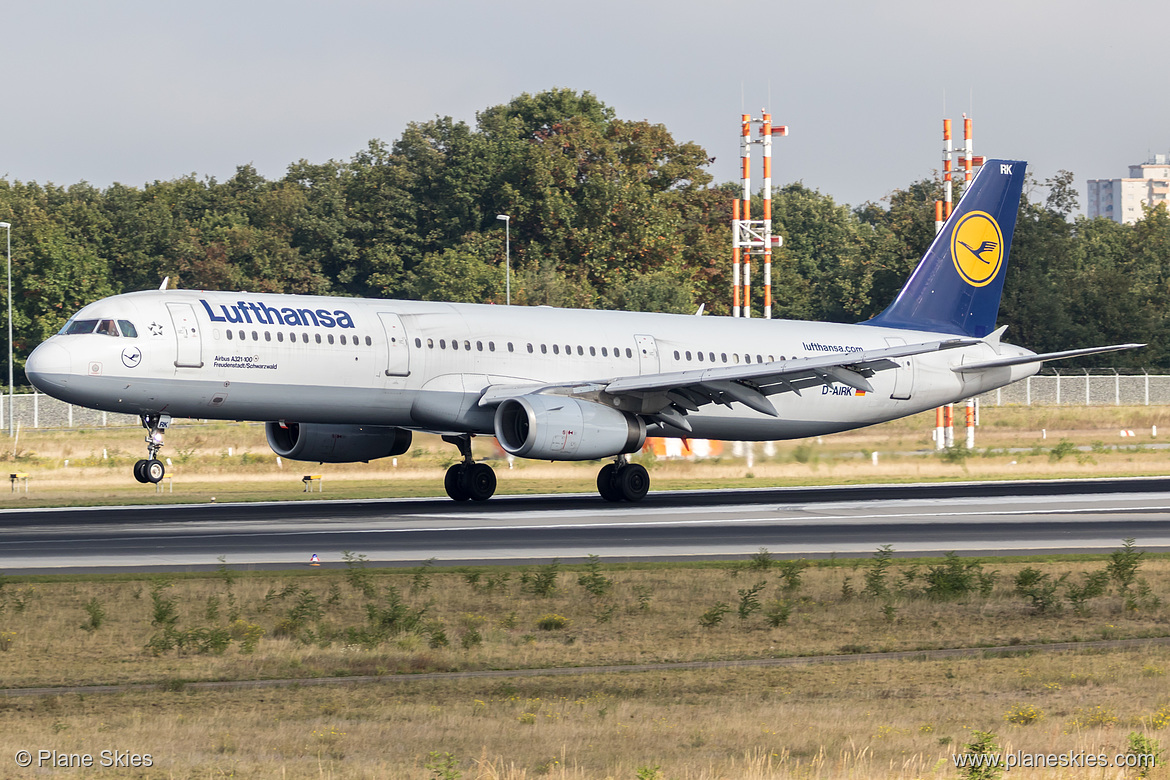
[1087,154,1170,224]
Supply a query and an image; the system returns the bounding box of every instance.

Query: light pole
[0,221,10,436]
[496,214,510,305]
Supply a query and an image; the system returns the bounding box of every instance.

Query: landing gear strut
[133,413,171,484]
[442,434,496,502]
[597,456,649,502]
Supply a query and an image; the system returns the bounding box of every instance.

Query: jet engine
[265,422,412,463]
[494,395,645,461]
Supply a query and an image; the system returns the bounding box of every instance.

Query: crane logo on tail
[951,210,1004,287]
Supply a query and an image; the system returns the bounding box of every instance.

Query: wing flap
[952,343,1145,373]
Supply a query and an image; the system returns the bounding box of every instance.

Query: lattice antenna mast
[732,111,787,317]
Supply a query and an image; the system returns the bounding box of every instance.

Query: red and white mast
[733,110,787,318]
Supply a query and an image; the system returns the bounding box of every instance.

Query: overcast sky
[3,0,1167,212]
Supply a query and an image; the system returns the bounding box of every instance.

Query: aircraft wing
[478,337,976,431]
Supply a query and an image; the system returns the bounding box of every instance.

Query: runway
[5,477,1170,573]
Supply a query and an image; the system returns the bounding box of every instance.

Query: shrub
[1004,703,1044,725]
[749,547,773,571]
[1014,567,1047,596]
[524,559,560,598]
[776,559,808,594]
[81,598,105,632]
[699,603,730,628]
[923,552,980,600]
[863,545,894,599]
[737,580,766,620]
[577,554,613,597]
[411,558,436,593]
[1064,571,1109,614]
[1126,732,1162,779]
[959,730,1002,780]
[1109,538,1144,593]
[765,599,792,627]
[150,580,178,627]
[1048,438,1077,462]
[536,613,569,631]
[342,551,376,598]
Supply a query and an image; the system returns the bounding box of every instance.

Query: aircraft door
[166,302,204,368]
[378,312,411,377]
[634,334,659,375]
[884,337,914,400]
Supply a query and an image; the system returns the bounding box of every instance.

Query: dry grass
[0,405,1168,507]
[1,645,1169,778]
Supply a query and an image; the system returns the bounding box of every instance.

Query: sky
[3,0,1168,212]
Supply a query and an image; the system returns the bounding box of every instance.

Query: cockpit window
[61,319,99,335]
[58,318,138,337]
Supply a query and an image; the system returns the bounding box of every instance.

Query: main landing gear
[133,413,170,484]
[442,434,497,502]
[596,457,649,502]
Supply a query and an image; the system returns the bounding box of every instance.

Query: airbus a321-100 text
[25,160,1140,502]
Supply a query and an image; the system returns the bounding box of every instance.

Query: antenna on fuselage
[159,277,170,291]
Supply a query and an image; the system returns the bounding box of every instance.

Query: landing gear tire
[466,463,497,501]
[133,459,149,484]
[444,464,471,501]
[597,463,622,502]
[144,459,165,484]
[617,463,650,502]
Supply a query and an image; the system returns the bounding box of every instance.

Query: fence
[0,372,1168,431]
[976,371,1170,407]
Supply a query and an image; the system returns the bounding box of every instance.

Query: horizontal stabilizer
[952,343,1145,373]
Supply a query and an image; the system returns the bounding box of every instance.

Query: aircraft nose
[26,342,72,392]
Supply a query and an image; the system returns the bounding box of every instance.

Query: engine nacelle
[265,422,412,463]
[494,395,645,461]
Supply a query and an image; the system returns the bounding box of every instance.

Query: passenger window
[265,332,272,342]
[464,341,471,351]
[601,347,608,357]
[489,342,495,352]
[733,353,739,363]
[476,341,483,351]
[314,334,321,344]
[302,333,309,343]
[673,350,680,360]
[565,345,571,355]
[526,343,533,353]
[440,339,447,349]
[553,345,559,355]
[340,335,347,345]
[239,330,246,340]
[507,342,514,353]
[745,354,751,363]
[327,334,334,345]
[721,353,727,363]
[768,355,774,362]
[576,346,582,356]
[756,354,763,363]
[452,340,459,351]
[226,330,233,341]
[685,351,692,360]
[625,348,633,358]
[117,320,138,338]
[414,338,421,348]
[541,344,547,354]
[590,346,596,356]
[365,336,372,346]
[277,332,284,343]
[697,351,704,362]
[427,338,434,349]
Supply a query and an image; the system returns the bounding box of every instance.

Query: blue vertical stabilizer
[865,159,1026,337]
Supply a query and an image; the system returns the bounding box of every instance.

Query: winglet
[159,276,170,291]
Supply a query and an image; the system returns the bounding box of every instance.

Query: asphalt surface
[5,477,1170,573]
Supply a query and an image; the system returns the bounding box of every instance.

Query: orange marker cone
[310,554,320,566]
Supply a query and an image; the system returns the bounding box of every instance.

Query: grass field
[0,404,1169,507]
[2,550,1170,777]
[3,406,1170,777]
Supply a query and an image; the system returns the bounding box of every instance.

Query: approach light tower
[732,111,788,318]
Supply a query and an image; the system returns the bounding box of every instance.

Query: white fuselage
[27,290,1038,442]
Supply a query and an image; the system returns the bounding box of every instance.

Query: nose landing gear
[133,413,170,484]
[597,456,649,502]
[441,434,497,501]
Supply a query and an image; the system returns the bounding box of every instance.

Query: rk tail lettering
[1000,164,1013,175]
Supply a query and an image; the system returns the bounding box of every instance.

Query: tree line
[0,87,1166,380]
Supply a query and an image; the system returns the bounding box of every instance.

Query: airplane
[25,159,1141,502]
